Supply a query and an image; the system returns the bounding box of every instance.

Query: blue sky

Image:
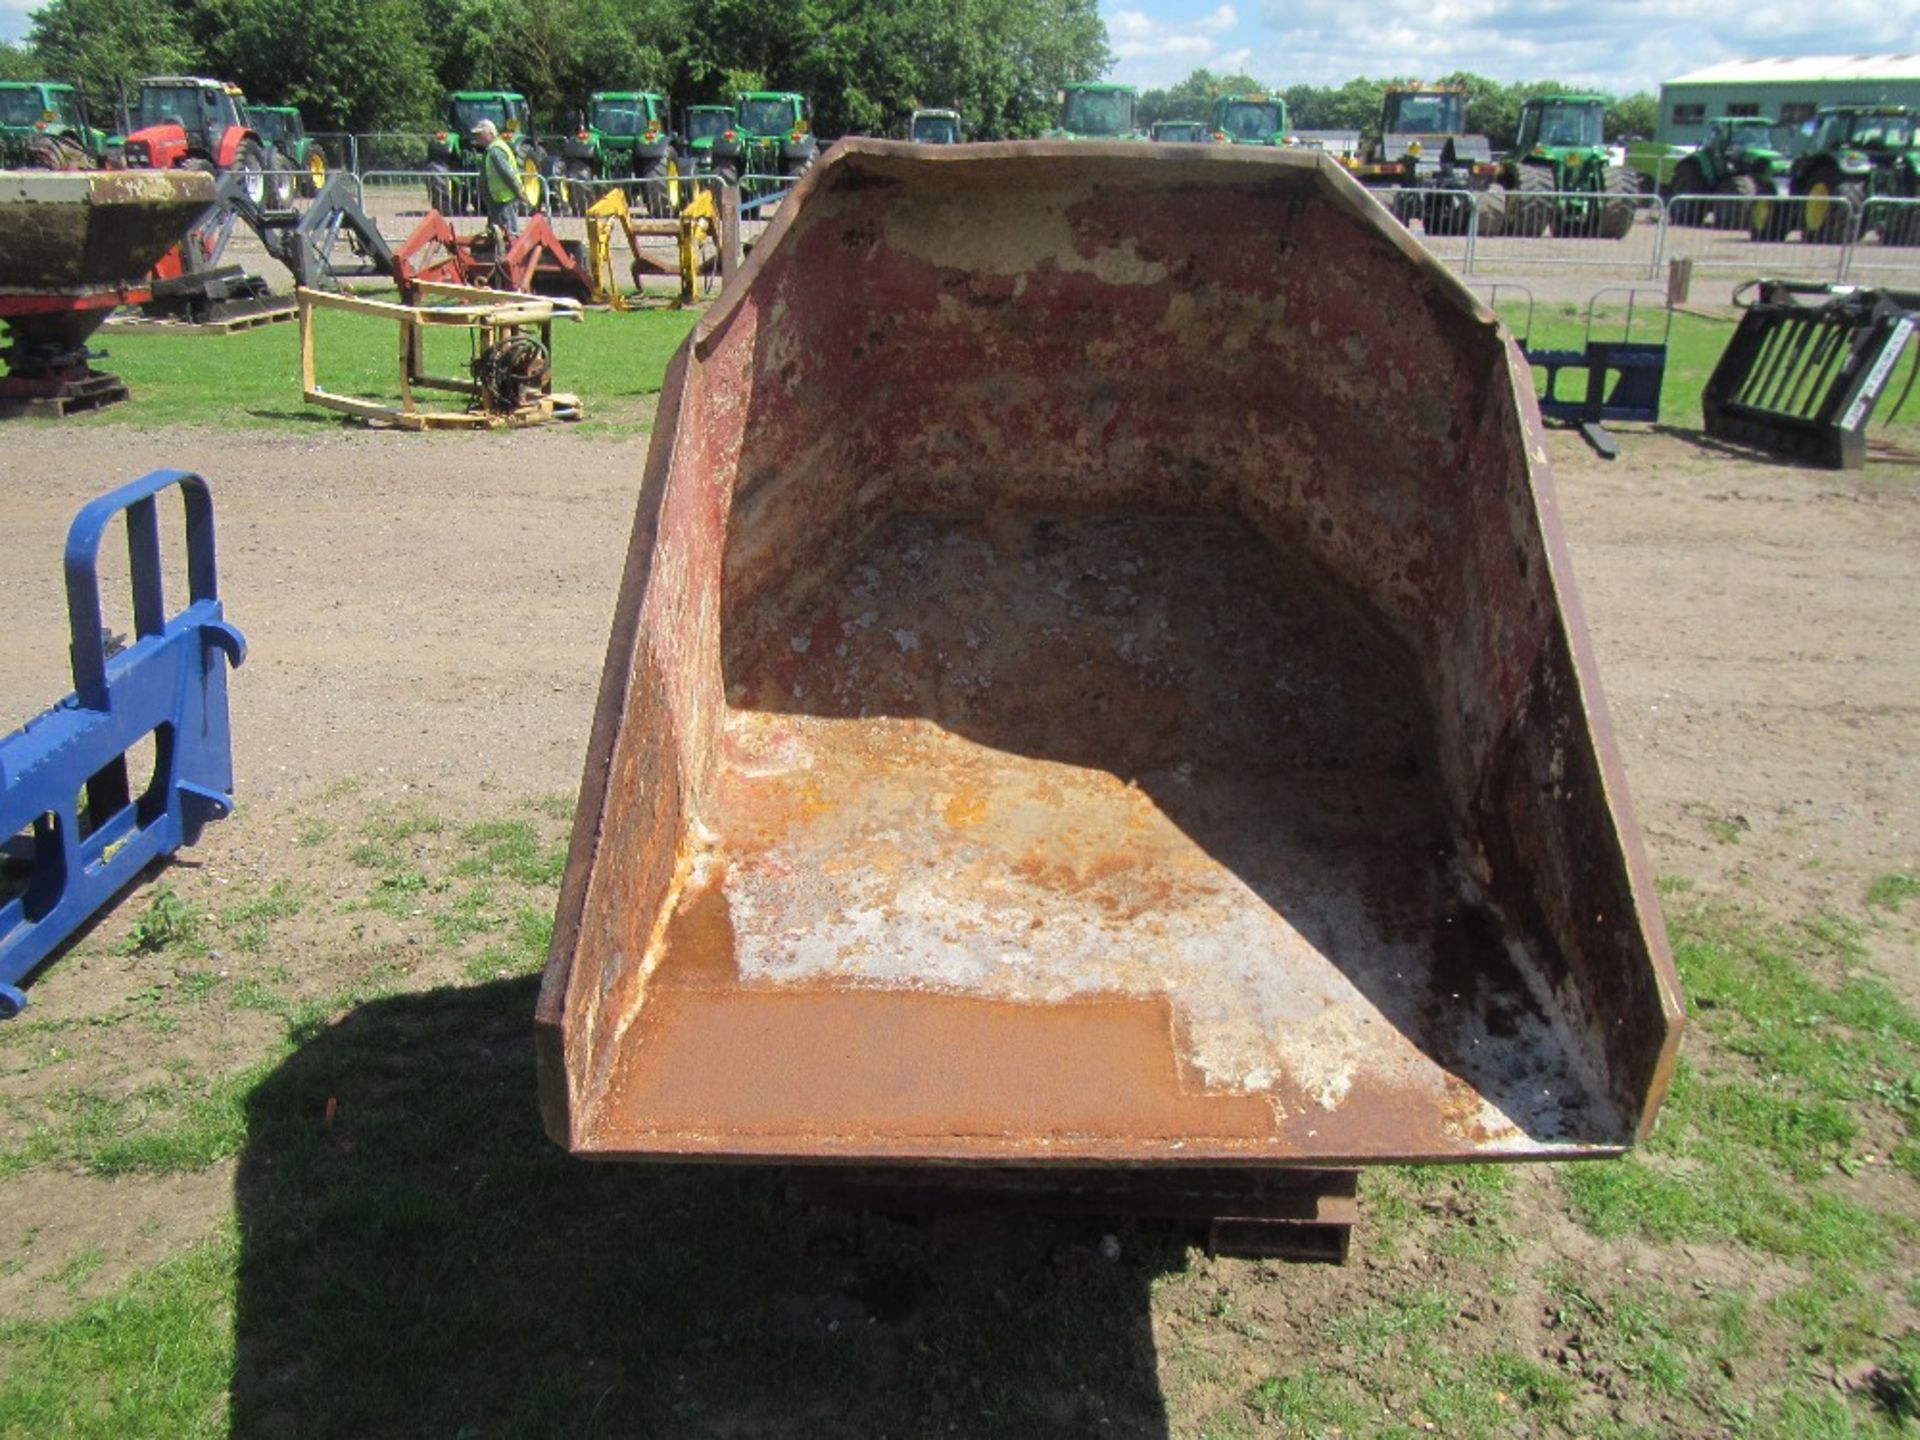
[1102,0,1920,97]
[4,0,1916,97]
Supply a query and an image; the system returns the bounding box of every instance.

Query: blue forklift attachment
[1483,285,1671,460]
[0,471,246,1016]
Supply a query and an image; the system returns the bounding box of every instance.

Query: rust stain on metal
[537,141,1683,1169]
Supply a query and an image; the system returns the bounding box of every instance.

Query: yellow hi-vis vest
[483,136,521,205]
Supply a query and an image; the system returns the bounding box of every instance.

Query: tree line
[1,5,1660,150]
[0,0,1108,137]
[1139,69,1659,147]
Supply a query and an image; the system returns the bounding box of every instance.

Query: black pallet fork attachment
[1702,278,1919,470]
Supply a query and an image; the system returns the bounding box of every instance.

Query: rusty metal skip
[537,141,1685,1258]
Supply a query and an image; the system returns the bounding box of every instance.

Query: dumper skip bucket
[538,141,1683,1170]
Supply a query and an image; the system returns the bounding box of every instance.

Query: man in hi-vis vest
[472,119,523,243]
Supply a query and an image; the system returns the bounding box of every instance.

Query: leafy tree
[0,41,40,80]
[1606,91,1657,141]
[28,0,193,103]
[190,0,438,128]
[1137,68,1269,128]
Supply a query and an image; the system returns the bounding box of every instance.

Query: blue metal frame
[0,470,246,1016]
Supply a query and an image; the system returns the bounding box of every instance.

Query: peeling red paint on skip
[536,141,1683,1169]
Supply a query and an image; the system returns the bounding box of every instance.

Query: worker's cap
[470,119,498,140]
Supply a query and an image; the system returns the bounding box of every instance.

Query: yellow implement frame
[584,186,720,308]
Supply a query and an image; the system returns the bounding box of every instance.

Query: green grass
[1867,871,1919,912]
[1502,303,1920,441]
[26,303,697,431]
[0,1238,233,1440]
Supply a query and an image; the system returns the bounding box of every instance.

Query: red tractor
[121,76,270,204]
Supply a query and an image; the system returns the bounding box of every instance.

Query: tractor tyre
[1476,182,1507,238]
[566,159,594,217]
[1599,166,1637,239]
[1511,162,1554,238]
[1829,180,1867,244]
[264,146,295,210]
[25,133,91,170]
[1669,158,1706,227]
[639,156,673,217]
[301,145,327,198]
[1711,172,1757,232]
[1798,170,1853,245]
[1749,187,1790,242]
[424,160,453,217]
[229,139,268,207]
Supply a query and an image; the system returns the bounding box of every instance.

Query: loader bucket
[0,169,214,292]
[539,141,1682,1170]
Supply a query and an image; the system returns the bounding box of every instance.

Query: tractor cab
[1150,119,1209,144]
[1211,93,1289,145]
[908,109,962,144]
[1517,97,1607,156]
[589,93,666,139]
[248,105,305,152]
[1382,87,1468,139]
[448,92,530,141]
[1051,83,1139,140]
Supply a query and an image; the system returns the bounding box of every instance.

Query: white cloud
[1104,3,1260,89]
[1252,0,1920,95]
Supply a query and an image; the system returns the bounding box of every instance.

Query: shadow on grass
[233,978,1177,1439]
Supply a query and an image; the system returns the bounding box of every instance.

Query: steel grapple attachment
[538,142,1682,1176]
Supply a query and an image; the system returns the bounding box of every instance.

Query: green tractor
[424,91,553,215]
[1209,92,1290,146]
[1048,83,1141,140]
[1496,95,1637,239]
[1651,117,1790,227]
[1772,106,1920,245]
[705,91,816,192]
[560,92,680,215]
[0,82,111,169]
[247,104,329,200]
[908,108,963,144]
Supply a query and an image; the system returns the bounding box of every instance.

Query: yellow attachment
[677,187,718,306]
[585,186,640,310]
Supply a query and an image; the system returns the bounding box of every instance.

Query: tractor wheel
[424,160,453,216]
[1799,171,1857,245]
[639,156,673,217]
[264,147,295,210]
[1511,162,1554,238]
[566,159,594,217]
[1476,182,1507,238]
[25,133,91,170]
[1711,172,1757,232]
[1669,158,1706,227]
[302,146,327,198]
[1598,166,1637,239]
[229,139,267,207]
[1749,187,1790,242]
